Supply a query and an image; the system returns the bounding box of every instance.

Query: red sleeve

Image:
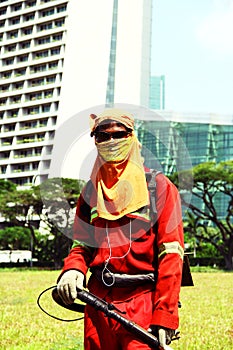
[151,174,184,330]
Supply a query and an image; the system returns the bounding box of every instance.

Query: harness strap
[92,268,157,288]
[146,169,162,221]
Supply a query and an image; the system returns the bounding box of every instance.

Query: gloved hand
[57,269,84,305]
[148,326,178,350]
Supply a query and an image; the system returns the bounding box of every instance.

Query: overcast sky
[151,0,233,115]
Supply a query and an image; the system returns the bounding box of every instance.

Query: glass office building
[135,111,233,218]
[149,75,165,110]
[136,111,233,172]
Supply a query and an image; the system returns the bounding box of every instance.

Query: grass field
[1,268,233,350]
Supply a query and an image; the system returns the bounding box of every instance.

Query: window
[10,16,20,25]
[30,78,44,87]
[20,41,31,49]
[57,5,67,13]
[2,137,13,145]
[14,68,26,77]
[17,54,28,63]
[30,64,46,74]
[5,44,16,53]
[42,104,50,113]
[3,58,14,66]
[11,3,22,12]
[24,13,35,22]
[54,19,65,27]
[48,61,58,70]
[33,50,49,59]
[0,7,7,16]
[26,92,42,101]
[51,47,60,56]
[0,166,7,174]
[38,119,47,127]
[38,21,52,31]
[25,1,36,8]
[7,31,18,39]
[10,96,21,104]
[37,36,50,45]
[28,106,40,115]
[52,33,63,42]
[20,121,37,130]
[13,82,24,90]
[1,71,11,79]
[0,152,10,160]
[4,123,15,132]
[40,8,54,17]
[0,98,7,106]
[22,27,33,36]
[46,75,56,84]
[44,90,53,98]
[7,109,19,118]
[0,84,10,93]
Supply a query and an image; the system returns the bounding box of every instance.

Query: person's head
[90,109,135,163]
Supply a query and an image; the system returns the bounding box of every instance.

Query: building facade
[149,75,165,110]
[0,0,153,186]
[135,111,233,173]
[0,0,69,186]
[135,111,233,219]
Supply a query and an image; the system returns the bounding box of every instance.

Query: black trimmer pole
[52,288,159,348]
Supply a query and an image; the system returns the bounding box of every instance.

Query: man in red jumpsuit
[57,108,184,350]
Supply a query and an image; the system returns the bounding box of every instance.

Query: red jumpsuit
[60,173,184,349]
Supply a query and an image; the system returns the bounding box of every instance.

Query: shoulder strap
[145,169,162,221]
[83,179,94,204]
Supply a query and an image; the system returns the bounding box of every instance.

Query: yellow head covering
[90,109,149,220]
[90,108,134,133]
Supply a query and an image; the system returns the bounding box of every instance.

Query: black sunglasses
[94,131,131,143]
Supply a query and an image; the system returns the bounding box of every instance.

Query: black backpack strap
[145,169,162,221]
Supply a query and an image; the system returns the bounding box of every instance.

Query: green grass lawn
[1,268,232,349]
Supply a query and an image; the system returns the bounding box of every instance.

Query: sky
[151,0,233,115]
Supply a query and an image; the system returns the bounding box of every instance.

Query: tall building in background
[0,0,68,186]
[135,112,233,219]
[0,0,153,186]
[149,75,165,109]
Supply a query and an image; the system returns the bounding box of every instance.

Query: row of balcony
[2,45,63,67]
[1,32,64,57]
[0,160,51,177]
[0,74,60,96]
[0,145,52,161]
[1,116,56,133]
[0,18,66,46]
[0,89,60,108]
[0,1,67,26]
[0,60,62,80]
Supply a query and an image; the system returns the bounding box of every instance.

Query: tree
[0,186,42,252]
[0,178,85,268]
[170,160,233,270]
[0,179,17,193]
[37,177,85,268]
[0,226,31,250]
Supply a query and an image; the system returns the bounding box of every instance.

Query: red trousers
[84,290,154,350]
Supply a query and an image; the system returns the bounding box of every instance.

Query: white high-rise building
[0,0,153,186]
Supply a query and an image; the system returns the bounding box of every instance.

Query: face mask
[96,136,133,162]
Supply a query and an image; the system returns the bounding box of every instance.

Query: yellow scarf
[90,134,149,220]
